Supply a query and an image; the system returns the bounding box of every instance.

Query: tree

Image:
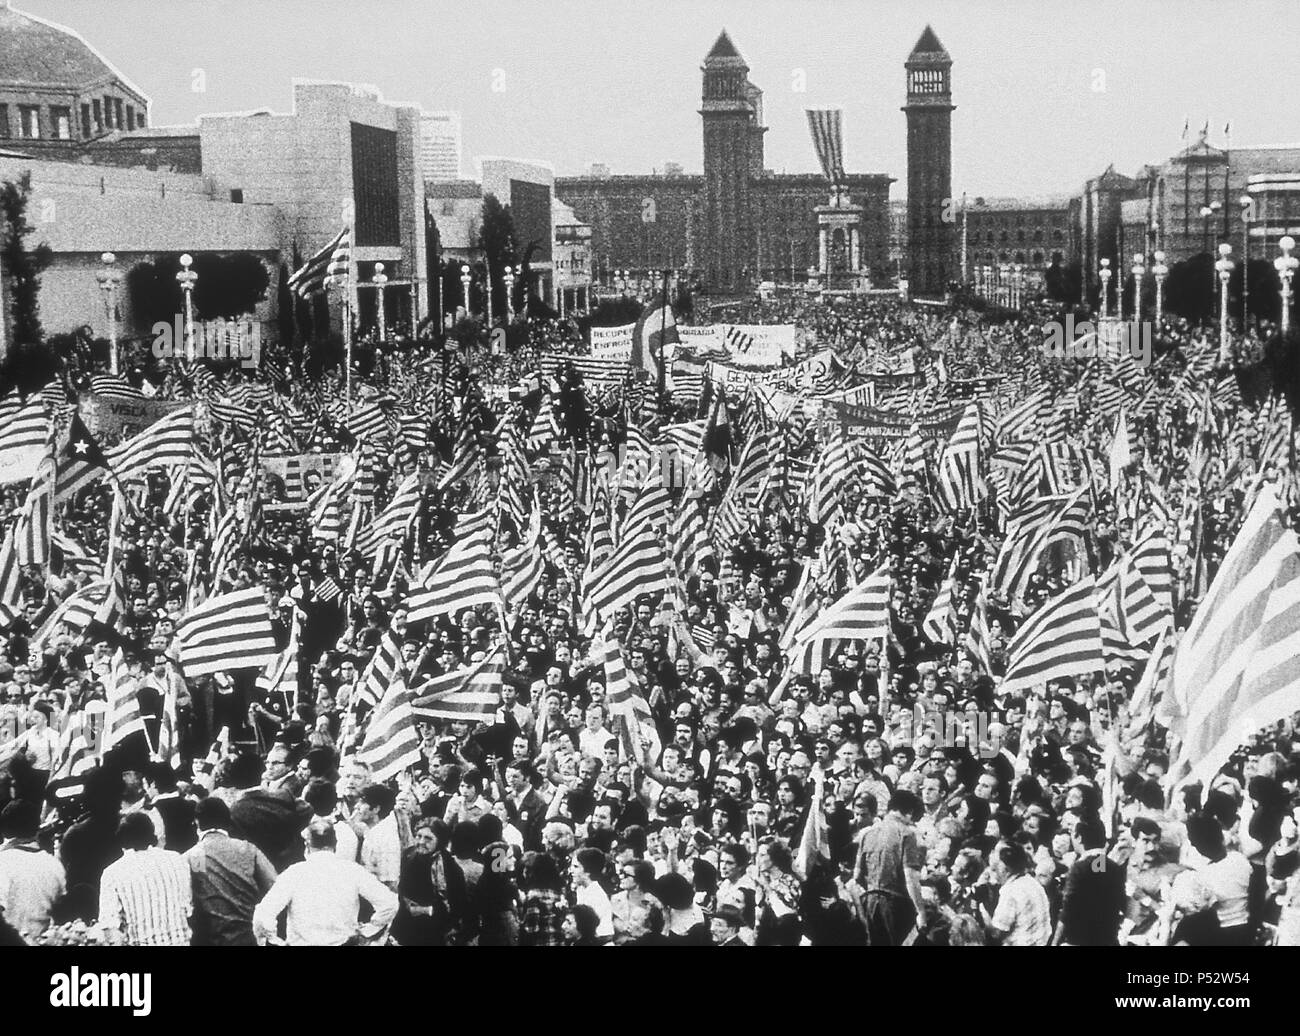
[0,173,53,348]
[1164,253,1217,324]
[190,253,270,320]
[1044,259,1082,306]
[276,260,295,353]
[478,194,518,321]
[425,210,444,323]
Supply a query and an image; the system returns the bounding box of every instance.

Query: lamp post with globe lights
[460,264,471,314]
[1131,253,1146,321]
[372,263,388,343]
[1152,251,1168,324]
[503,264,516,322]
[1275,236,1298,336]
[1215,243,1234,365]
[96,252,121,374]
[176,253,197,362]
[1099,258,1111,318]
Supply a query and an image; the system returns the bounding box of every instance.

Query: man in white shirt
[354,785,403,891]
[253,820,397,946]
[570,846,615,943]
[0,801,66,942]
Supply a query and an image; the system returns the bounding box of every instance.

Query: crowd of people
[0,286,1297,948]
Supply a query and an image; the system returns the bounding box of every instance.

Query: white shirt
[577,880,616,939]
[0,841,66,942]
[360,813,403,888]
[253,850,397,946]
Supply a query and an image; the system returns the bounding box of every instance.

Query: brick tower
[903,25,955,297]
[700,30,765,291]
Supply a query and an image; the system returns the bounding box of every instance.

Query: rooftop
[0,2,148,99]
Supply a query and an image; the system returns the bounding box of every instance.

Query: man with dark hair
[355,784,402,891]
[229,757,313,874]
[185,797,277,946]
[855,790,925,946]
[144,762,197,853]
[0,800,65,941]
[1053,816,1126,945]
[569,846,614,943]
[97,813,192,945]
[502,760,547,852]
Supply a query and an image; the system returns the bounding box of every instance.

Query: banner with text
[588,323,635,360]
[724,324,798,368]
[80,397,189,444]
[827,401,967,442]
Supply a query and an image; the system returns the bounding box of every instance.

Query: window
[114,99,124,129]
[80,103,91,138]
[17,105,40,139]
[1053,230,1064,243]
[50,107,72,140]
[92,99,102,132]
[103,96,115,129]
[230,188,243,203]
[0,105,9,139]
[126,105,135,131]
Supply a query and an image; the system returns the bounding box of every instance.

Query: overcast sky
[24,0,1300,197]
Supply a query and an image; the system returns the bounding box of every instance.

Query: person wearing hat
[709,902,748,946]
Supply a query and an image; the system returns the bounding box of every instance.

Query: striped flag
[1163,485,1300,788]
[356,629,403,712]
[89,373,144,403]
[357,676,421,783]
[287,227,348,298]
[991,486,1091,605]
[923,555,958,644]
[174,587,278,677]
[13,455,54,567]
[1109,410,1134,488]
[104,650,145,753]
[998,577,1105,697]
[312,575,344,604]
[936,403,985,512]
[346,402,390,444]
[805,108,846,183]
[48,711,98,801]
[791,565,890,650]
[601,633,661,766]
[354,472,423,557]
[31,581,109,653]
[256,617,300,705]
[410,648,505,724]
[0,395,50,485]
[965,584,995,674]
[108,407,194,481]
[405,530,501,624]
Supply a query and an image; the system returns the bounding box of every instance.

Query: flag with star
[54,413,119,502]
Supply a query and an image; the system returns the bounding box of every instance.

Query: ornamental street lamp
[1099,258,1111,318]
[176,254,197,362]
[372,262,388,342]
[1215,243,1234,364]
[1152,251,1168,324]
[1131,252,1146,321]
[503,264,516,321]
[96,251,121,374]
[460,264,471,314]
[1275,236,1298,336]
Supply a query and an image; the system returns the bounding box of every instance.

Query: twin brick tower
[557,27,954,296]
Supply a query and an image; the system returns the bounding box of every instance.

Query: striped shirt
[98,847,193,946]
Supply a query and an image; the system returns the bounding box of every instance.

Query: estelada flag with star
[631,273,680,393]
[54,412,120,502]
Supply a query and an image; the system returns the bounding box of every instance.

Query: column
[849,225,860,273]
[819,226,829,275]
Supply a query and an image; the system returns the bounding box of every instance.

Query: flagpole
[344,200,357,405]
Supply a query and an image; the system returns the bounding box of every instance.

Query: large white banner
[724,324,798,368]
[678,326,723,353]
[589,323,635,360]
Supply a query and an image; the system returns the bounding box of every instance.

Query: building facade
[555,31,892,294]
[903,26,955,298]
[199,80,429,328]
[420,111,462,182]
[0,1,150,156]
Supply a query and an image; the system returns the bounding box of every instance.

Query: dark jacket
[1058,852,1126,945]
